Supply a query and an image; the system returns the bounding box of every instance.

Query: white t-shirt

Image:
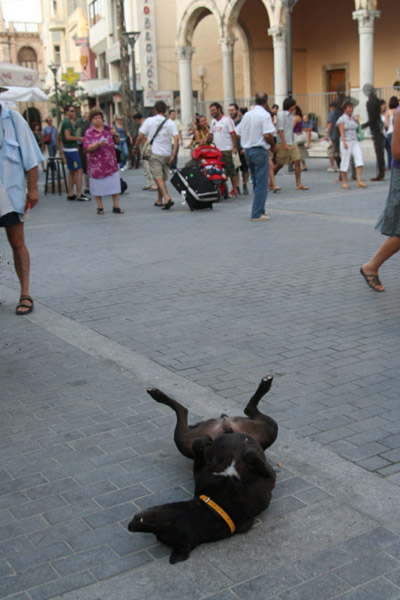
[210,115,235,151]
[139,114,178,156]
[236,105,275,150]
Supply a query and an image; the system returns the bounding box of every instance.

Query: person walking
[133,101,178,210]
[229,102,250,195]
[42,116,58,160]
[337,101,366,189]
[114,115,132,172]
[0,88,43,315]
[360,105,400,292]
[133,112,157,191]
[274,97,309,191]
[83,108,123,215]
[235,92,276,222]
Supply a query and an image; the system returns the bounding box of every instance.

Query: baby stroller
[192,145,229,199]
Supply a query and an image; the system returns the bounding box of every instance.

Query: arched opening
[191,11,247,106]
[22,107,42,128]
[236,0,272,97]
[17,47,38,72]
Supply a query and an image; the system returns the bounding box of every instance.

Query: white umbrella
[0,62,41,88]
[0,86,48,102]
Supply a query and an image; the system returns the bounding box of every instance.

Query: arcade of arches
[173,0,400,128]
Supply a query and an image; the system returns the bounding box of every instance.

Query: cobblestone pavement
[0,158,399,599]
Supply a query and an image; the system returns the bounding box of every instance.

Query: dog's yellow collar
[199,494,236,535]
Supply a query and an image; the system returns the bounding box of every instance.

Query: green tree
[49,81,88,118]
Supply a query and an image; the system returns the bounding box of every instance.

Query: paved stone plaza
[1,157,400,599]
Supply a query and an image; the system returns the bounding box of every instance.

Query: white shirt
[236,105,275,150]
[210,115,235,151]
[139,114,178,156]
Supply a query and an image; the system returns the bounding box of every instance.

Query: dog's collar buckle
[199,494,236,535]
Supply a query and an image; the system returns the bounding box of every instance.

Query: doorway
[326,68,346,93]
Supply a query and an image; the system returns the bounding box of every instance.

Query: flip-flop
[16,295,34,315]
[162,200,174,210]
[360,267,384,292]
[296,185,309,190]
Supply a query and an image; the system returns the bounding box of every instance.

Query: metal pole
[54,74,60,127]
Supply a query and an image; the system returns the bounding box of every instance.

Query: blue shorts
[64,150,82,171]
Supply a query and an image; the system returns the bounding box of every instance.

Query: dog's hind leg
[147,387,194,458]
[243,376,273,418]
[242,377,278,449]
[147,387,189,424]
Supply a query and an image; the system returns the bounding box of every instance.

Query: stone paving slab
[0,158,399,599]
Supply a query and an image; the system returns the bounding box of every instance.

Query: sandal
[360,267,384,292]
[162,199,174,210]
[154,202,164,207]
[272,186,281,193]
[296,185,309,190]
[16,295,34,316]
[112,207,124,214]
[97,208,104,214]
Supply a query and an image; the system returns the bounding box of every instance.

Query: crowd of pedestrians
[1,82,400,317]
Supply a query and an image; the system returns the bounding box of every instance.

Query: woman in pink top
[83,108,123,214]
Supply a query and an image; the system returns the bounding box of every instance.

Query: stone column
[268,26,287,109]
[175,46,195,133]
[352,8,380,122]
[218,37,236,112]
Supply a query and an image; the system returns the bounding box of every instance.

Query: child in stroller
[192,145,229,198]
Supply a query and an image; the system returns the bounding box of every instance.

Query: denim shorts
[64,150,82,171]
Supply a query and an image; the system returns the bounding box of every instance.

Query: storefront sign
[75,37,89,47]
[144,90,173,107]
[136,0,159,93]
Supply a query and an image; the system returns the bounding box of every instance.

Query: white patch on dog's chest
[213,459,240,479]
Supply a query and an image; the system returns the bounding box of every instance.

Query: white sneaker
[327,167,337,172]
[251,214,271,222]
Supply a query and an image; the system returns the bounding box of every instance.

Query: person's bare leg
[329,156,335,169]
[68,171,75,196]
[155,178,171,204]
[356,165,366,187]
[76,169,83,196]
[6,223,32,312]
[269,157,279,190]
[231,173,239,192]
[112,194,122,210]
[274,163,282,176]
[294,160,302,187]
[95,196,103,211]
[341,171,349,189]
[362,237,400,290]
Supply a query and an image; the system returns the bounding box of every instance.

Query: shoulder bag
[142,118,167,160]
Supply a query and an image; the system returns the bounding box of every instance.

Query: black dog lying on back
[128,376,278,563]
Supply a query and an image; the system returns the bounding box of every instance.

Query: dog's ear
[169,544,191,564]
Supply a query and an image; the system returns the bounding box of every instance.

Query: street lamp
[281,0,298,98]
[49,63,60,127]
[123,31,141,110]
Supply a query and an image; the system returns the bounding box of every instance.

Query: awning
[0,63,41,89]
[0,86,48,102]
[91,82,121,97]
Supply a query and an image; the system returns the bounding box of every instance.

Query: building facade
[36,0,400,128]
[0,2,47,123]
